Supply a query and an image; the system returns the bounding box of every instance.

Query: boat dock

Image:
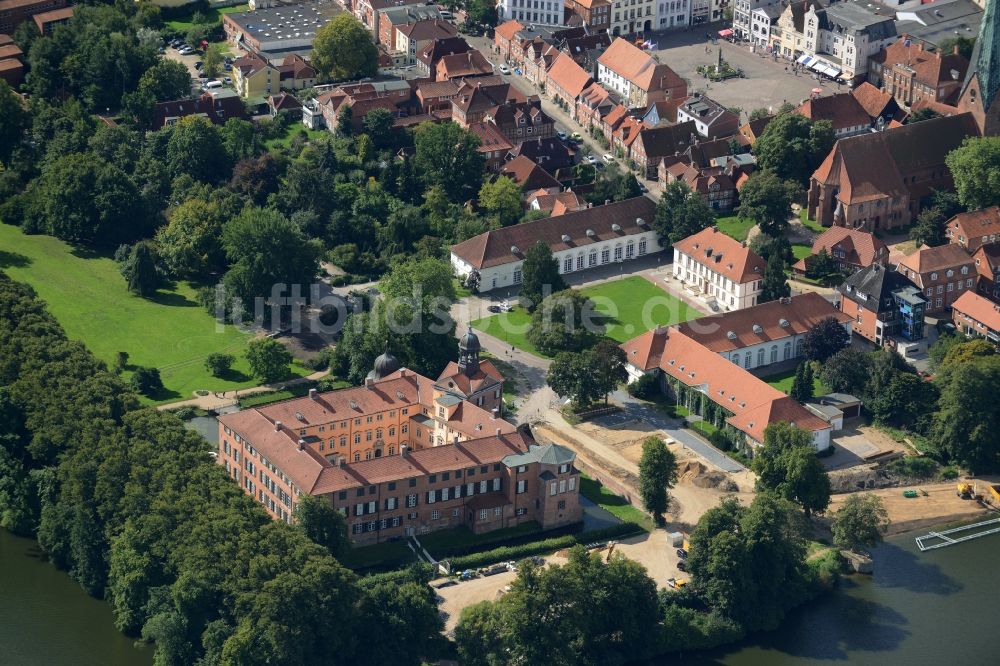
[915,517,1000,551]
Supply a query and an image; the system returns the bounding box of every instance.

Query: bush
[129,366,163,396]
[358,563,435,589]
[890,456,939,480]
[446,522,644,570]
[204,352,235,377]
[627,373,660,400]
[939,465,960,480]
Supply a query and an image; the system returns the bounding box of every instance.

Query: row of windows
[347,478,504,516]
[925,279,973,297]
[559,240,649,273]
[732,340,799,369]
[549,477,577,495]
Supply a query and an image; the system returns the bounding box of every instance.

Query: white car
[179,47,195,56]
[584,155,598,165]
[602,153,615,164]
[498,64,510,75]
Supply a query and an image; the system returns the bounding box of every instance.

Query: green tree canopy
[245,337,293,383]
[752,422,831,515]
[294,494,349,557]
[519,241,567,311]
[165,115,232,183]
[378,256,457,308]
[736,170,800,237]
[155,197,231,278]
[414,121,484,202]
[946,136,1000,211]
[119,241,160,297]
[528,289,604,355]
[653,181,715,244]
[638,436,678,524]
[931,354,1000,472]
[832,493,889,551]
[312,14,378,81]
[478,176,523,227]
[801,317,850,363]
[819,347,870,395]
[754,114,834,184]
[760,250,790,303]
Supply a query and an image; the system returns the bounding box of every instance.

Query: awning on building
[823,65,842,78]
[797,54,813,65]
[808,59,825,72]
[718,29,734,37]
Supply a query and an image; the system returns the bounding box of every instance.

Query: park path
[157,369,331,411]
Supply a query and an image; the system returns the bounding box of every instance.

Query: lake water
[667,528,1000,665]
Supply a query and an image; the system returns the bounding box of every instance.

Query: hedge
[358,563,435,589]
[446,522,644,570]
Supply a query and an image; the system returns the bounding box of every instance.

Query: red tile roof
[946,207,1000,246]
[500,155,559,190]
[676,292,851,354]
[545,52,592,98]
[597,38,684,93]
[495,19,525,42]
[796,92,872,132]
[897,243,975,278]
[951,291,1000,332]
[873,35,969,96]
[850,82,895,119]
[808,226,887,267]
[672,227,765,284]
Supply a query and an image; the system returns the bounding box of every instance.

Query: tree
[592,338,629,403]
[736,170,799,237]
[221,207,323,322]
[749,107,771,121]
[939,35,975,60]
[789,362,812,403]
[819,348,870,395]
[478,176,522,227]
[0,80,28,165]
[806,247,841,282]
[245,338,293,383]
[294,494,348,557]
[114,351,130,374]
[519,241,566,311]
[166,115,232,183]
[312,14,378,81]
[231,153,283,205]
[754,114,835,185]
[221,118,257,162]
[414,121,484,202]
[752,422,830,515]
[638,436,678,524]
[528,290,603,355]
[906,107,940,124]
[910,189,962,247]
[379,256,456,308]
[466,0,498,26]
[129,366,164,396]
[801,317,850,363]
[832,493,889,552]
[760,250,790,303]
[203,44,223,79]
[547,351,604,408]
[652,181,715,244]
[336,104,354,136]
[137,59,191,102]
[584,164,641,206]
[946,136,1000,211]
[867,370,937,430]
[363,108,396,149]
[941,337,997,367]
[155,197,230,278]
[931,354,1000,472]
[120,241,160,297]
[204,353,235,377]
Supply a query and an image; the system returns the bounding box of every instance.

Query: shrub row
[446,522,645,571]
[358,563,435,589]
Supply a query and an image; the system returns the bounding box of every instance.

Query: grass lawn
[0,224,309,403]
[799,209,826,235]
[579,474,654,531]
[165,4,249,32]
[715,215,755,242]
[580,276,701,342]
[264,123,330,150]
[419,521,542,558]
[761,365,829,397]
[238,378,350,409]
[470,307,541,356]
[792,243,813,261]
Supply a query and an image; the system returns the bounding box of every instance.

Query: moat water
[3,520,998,664]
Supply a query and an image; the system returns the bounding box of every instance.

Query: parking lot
[163,41,240,95]
[649,30,835,113]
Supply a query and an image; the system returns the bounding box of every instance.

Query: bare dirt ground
[828,481,991,537]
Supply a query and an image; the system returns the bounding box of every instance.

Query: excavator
[957,481,976,500]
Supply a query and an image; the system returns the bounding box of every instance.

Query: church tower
[958,0,1000,135]
[457,327,481,378]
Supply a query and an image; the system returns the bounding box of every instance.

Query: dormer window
[961,266,969,275]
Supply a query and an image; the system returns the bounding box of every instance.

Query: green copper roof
[502,443,576,468]
[966,0,1000,110]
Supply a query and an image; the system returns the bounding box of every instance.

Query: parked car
[459,570,476,580]
[556,129,568,141]
[487,305,502,313]
[222,76,232,85]
[584,154,598,165]
[224,62,232,71]
[676,548,688,559]
[194,60,203,69]
[498,63,510,75]
[677,560,687,572]
[570,131,583,143]
[602,153,615,164]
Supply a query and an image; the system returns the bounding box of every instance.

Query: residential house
[597,38,687,109]
[676,94,740,138]
[152,90,247,129]
[791,226,887,275]
[656,0,691,31]
[807,113,980,231]
[355,0,425,33]
[231,55,274,99]
[268,92,303,120]
[642,98,687,126]
[838,263,926,347]
[576,83,618,130]
[376,4,442,48]
[276,54,316,91]
[395,19,458,65]
[600,103,631,144]
[750,4,783,50]
[565,0,612,33]
[945,207,1000,252]
[737,114,774,147]
[527,190,587,215]
[545,52,593,119]
[734,0,781,42]
[416,36,472,78]
[313,80,413,134]
[951,291,1000,342]
[675,292,852,373]
[414,79,460,115]
[494,19,526,63]
[897,243,978,313]
[469,122,514,173]
[660,162,738,211]
[850,81,902,126]
[450,196,660,292]
[436,50,493,80]
[972,243,1000,300]
[500,156,561,195]
[609,0,657,36]
[868,35,969,107]
[630,121,697,179]
[796,91,873,138]
[508,136,575,173]
[449,77,533,128]
[621,326,833,452]
[672,227,766,310]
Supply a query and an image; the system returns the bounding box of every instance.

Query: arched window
[614,244,623,261]
[744,352,752,369]
[626,241,635,259]
[795,338,804,357]
[576,253,585,270]
[638,238,647,255]
[770,345,778,363]
[589,249,598,266]
[758,348,765,366]
[783,341,792,360]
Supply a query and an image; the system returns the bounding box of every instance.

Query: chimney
[453,433,460,445]
[298,439,305,451]
[309,388,318,400]
[274,420,282,432]
[365,377,374,389]
[400,445,408,457]
[492,407,499,420]
[496,427,502,436]
[338,457,346,468]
